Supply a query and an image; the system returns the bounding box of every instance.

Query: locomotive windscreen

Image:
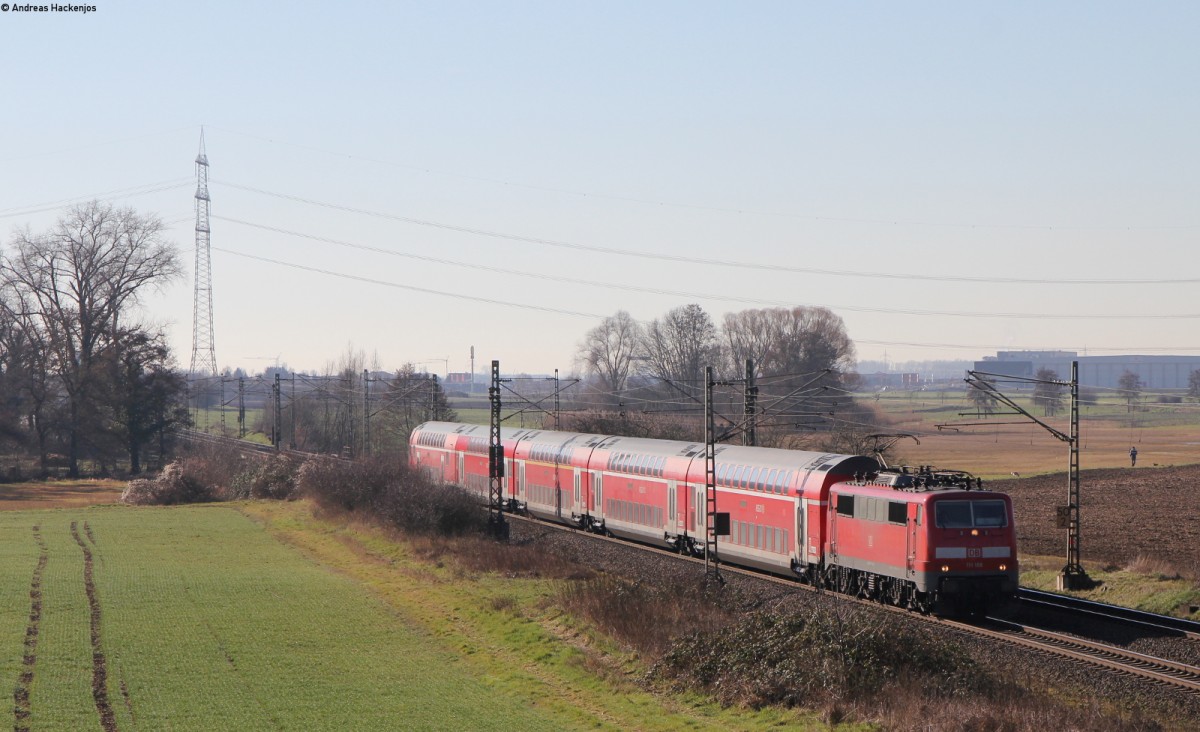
[934,500,1008,529]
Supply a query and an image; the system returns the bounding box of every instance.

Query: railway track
[504,513,1200,699]
[1018,587,1200,640]
[177,429,1200,699]
[949,616,1200,696]
[178,429,349,463]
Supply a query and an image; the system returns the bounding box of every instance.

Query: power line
[214,215,1200,320]
[210,126,1199,232]
[213,179,1200,286]
[210,244,1200,355]
[0,179,192,219]
[211,246,603,318]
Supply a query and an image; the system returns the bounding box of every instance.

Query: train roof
[413,421,879,479]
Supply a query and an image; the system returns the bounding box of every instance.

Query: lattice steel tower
[190,129,217,375]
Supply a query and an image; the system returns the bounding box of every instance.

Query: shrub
[298,455,486,537]
[121,461,215,505]
[248,454,299,499]
[652,606,988,708]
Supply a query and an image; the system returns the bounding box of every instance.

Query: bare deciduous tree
[640,303,718,394]
[967,378,999,416]
[1118,370,1143,413]
[577,310,642,405]
[1,202,180,475]
[1032,368,1065,416]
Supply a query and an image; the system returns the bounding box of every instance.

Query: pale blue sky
[2,2,1197,375]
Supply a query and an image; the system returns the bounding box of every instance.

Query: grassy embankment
[0,499,826,731]
[1019,554,1200,619]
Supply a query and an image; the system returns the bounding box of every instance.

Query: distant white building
[974,351,1200,389]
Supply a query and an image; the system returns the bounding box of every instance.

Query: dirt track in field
[13,525,48,732]
[71,521,116,732]
[992,464,1200,568]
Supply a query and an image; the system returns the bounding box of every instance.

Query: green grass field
[1,502,827,731]
[0,506,570,730]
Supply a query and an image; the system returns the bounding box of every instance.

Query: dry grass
[0,479,125,510]
[1125,554,1186,581]
[557,574,735,657]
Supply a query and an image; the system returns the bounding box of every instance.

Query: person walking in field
[1129,446,1138,467]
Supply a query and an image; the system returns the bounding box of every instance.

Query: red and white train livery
[410,421,1018,614]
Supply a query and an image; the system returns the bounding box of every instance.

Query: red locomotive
[410,421,1018,614]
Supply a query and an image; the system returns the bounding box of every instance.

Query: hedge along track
[505,513,1200,701]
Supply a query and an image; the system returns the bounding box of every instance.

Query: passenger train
[410,421,1018,614]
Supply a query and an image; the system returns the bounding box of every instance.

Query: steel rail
[948,617,1200,696]
[1018,588,1200,640]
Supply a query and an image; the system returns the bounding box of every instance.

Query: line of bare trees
[0,202,187,477]
[575,304,868,447]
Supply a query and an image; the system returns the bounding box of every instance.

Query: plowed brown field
[992,465,1200,567]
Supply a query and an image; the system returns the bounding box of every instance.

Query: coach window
[733,466,746,488]
[766,469,779,493]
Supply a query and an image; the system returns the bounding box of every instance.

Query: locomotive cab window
[935,500,1007,529]
[935,501,972,528]
[973,500,1008,527]
[836,494,854,516]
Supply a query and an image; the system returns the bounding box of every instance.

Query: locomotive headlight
[941,565,950,572]
[971,529,979,536]
[999,564,1008,571]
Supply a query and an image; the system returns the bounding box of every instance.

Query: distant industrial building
[973,351,1200,389]
[858,372,921,389]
